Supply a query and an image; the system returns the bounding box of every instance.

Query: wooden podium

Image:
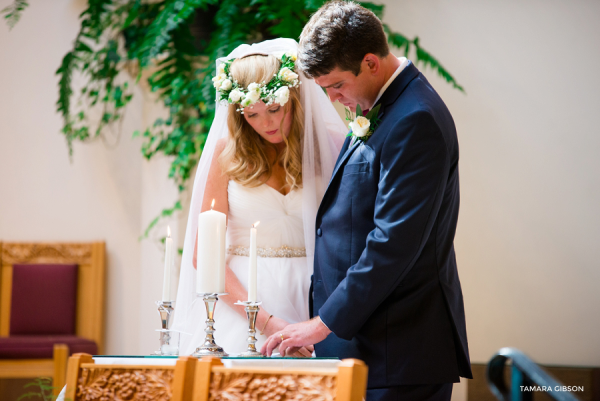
[65,354,368,401]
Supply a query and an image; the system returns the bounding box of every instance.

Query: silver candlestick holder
[153,301,179,355]
[192,293,229,357]
[234,301,264,357]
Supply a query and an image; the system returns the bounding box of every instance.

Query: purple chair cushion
[10,264,78,335]
[0,335,97,359]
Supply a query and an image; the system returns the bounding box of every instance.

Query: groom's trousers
[366,383,453,401]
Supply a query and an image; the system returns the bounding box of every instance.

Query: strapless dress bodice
[227,180,304,249]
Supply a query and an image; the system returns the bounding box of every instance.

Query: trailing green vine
[3,0,464,239]
[1,0,28,29]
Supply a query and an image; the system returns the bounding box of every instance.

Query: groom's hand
[261,317,331,357]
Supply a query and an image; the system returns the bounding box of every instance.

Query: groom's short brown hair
[298,1,389,78]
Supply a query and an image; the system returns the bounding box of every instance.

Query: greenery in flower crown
[3,0,465,240]
[215,53,299,109]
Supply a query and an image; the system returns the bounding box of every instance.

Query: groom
[262,2,472,399]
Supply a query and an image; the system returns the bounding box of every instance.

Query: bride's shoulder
[215,138,229,154]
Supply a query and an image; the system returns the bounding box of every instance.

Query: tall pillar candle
[162,226,174,301]
[197,200,227,294]
[248,221,259,302]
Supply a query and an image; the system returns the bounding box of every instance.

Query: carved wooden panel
[209,372,336,401]
[1,243,93,265]
[76,368,174,401]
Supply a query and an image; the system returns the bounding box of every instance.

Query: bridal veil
[172,38,347,351]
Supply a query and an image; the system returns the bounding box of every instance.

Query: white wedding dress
[179,180,310,356]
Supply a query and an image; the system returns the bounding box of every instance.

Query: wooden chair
[0,242,106,396]
[65,354,368,401]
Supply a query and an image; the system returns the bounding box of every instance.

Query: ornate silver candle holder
[192,293,229,357]
[153,301,179,356]
[234,301,264,357]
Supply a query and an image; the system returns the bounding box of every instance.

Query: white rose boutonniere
[349,116,370,137]
[346,104,382,142]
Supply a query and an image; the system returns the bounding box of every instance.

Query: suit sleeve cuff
[318,298,355,340]
[318,316,331,331]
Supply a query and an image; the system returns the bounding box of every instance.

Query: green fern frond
[412,37,464,92]
[139,200,183,240]
[1,0,29,30]
[357,1,384,18]
[136,0,215,67]
[384,25,464,93]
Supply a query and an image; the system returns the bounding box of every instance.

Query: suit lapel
[329,139,361,185]
[334,135,352,171]
[317,61,421,219]
[372,60,419,116]
[318,138,362,218]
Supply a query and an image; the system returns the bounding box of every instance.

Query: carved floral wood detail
[76,368,174,401]
[1,243,93,264]
[209,372,336,401]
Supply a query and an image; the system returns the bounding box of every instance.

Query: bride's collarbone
[264,175,290,196]
[262,166,290,196]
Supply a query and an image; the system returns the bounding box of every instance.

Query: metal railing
[487,347,581,401]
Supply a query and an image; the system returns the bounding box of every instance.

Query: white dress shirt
[350,57,409,145]
[372,57,409,106]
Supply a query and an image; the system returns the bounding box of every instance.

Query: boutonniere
[345,104,382,142]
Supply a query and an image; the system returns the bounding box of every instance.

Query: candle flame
[211,199,215,209]
[253,221,260,228]
[167,226,171,238]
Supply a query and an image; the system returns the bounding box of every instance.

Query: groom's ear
[363,53,381,76]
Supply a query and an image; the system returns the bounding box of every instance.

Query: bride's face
[243,101,293,144]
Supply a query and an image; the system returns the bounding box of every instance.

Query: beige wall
[379,0,600,397]
[0,0,179,355]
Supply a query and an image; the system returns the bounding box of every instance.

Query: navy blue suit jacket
[312,62,472,387]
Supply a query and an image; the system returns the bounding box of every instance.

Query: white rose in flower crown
[220,79,232,91]
[278,67,298,83]
[217,63,226,75]
[274,86,290,106]
[349,116,371,137]
[212,73,227,89]
[285,51,297,61]
[246,88,261,103]
[247,82,261,93]
[241,89,261,107]
[229,88,244,103]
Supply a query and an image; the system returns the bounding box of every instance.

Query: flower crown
[213,52,300,111]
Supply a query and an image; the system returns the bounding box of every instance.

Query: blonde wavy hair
[218,54,304,191]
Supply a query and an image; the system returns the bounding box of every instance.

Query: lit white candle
[248,221,260,302]
[197,200,227,294]
[162,226,174,301]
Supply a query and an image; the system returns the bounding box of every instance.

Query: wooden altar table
[65,354,368,401]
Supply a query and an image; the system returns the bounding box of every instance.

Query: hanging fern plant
[3,0,464,239]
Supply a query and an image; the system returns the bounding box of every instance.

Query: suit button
[317,228,322,237]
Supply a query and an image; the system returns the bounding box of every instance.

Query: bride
[172,38,346,356]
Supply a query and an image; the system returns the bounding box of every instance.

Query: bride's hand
[287,344,314,358]
[263,316,289,338]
